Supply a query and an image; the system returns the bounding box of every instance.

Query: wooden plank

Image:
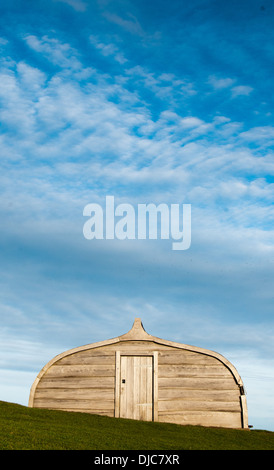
[158,388,240,401]
[120,355,134,419]
[158,411,242,428]
[33,398,114,410]
[45,364,115,378]
[33,405,115,417]
[59,354,115,365]
[114,351,121,418]
[34,389,115,400]
[153,351,158,421]
[119,355,127,418]
[42,409,115,417]
[158,364,231,378]
[137,356,153,421]
[75,410,115,417]
[65,349,116,356]
[158,399,240,412]
[158,377,238,390]
[158,351,221,365]
[96,341,174,351]
[37,377,115,389]
[241,395,249,429]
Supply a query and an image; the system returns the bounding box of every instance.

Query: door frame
[115,351,158,421]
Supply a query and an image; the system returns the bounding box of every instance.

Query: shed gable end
[29,318,248,429]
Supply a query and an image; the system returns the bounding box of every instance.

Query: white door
[119,355,153,421]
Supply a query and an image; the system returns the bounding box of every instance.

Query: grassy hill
[0,400,273,450]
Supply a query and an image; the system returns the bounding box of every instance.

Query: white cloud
[231,85,253,97]
[0,65,270,234]
[180,116,205,128]
[125,65,196,102]
[0,36,273,287]
[0,37,8,46]
[24,35,82,71]
[239,126,274,144]
[104,12,145,36]
[208,76,253,99]
[89,35,128,64]
[53,0,87,12]
[17,62,47,91]
[208,75,236,89]
[0,69,38,136]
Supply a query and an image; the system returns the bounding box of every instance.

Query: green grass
[0,400,273,450]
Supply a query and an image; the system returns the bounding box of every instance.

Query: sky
[0,0,274,432]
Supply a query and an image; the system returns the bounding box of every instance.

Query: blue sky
[0,0,274,431]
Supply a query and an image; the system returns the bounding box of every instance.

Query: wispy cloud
[0,35,272,215]
[208,75,236,89]
[231,85,253,98]
[24,35,82,71]
[104,12,145,36]
[208,75,253,100]
[89,35,128,64]
[53,0,87,12]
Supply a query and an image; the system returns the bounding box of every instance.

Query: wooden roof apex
[119,317,153,341]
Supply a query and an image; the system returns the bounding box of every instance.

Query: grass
[0,400,273,450]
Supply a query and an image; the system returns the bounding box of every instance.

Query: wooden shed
[29,318,248,429]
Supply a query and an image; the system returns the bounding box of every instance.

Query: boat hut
[29,318,248,428]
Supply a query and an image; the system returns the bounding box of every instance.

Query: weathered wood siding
[158,349,242,428]
[29,319,248,428]
[31,338,245,428]
[32,347,116,416]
